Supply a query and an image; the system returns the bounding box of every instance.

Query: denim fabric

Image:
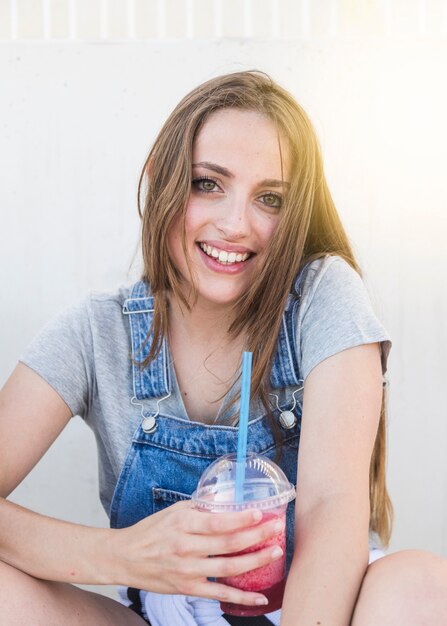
[110,267,310,573]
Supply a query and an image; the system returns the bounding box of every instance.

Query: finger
[193,580,269,608]
[203,543,284,579]
[207,516,285,556]
[184,515,284,557]
[183,508,264,535]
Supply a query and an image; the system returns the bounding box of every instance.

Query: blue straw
[235,351,253,503]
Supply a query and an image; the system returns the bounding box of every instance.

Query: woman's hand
[109,500,284,606]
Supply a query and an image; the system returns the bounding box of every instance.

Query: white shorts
[369,547,385,564]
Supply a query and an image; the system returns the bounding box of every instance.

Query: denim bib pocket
[152,487,191,514]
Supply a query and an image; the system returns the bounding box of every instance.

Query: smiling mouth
[199,243,253,265]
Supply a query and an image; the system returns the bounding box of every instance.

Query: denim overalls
[110,267,309,580]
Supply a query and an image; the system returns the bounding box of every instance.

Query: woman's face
[167,108,291,310]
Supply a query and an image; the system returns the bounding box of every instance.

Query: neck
[168,294,237,345]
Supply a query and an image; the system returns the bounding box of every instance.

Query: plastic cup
[191,453,295,616]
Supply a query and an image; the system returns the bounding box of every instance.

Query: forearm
[0,497,114,585]
[280,495,370,626]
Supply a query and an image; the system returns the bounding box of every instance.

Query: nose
[215,195,251,241]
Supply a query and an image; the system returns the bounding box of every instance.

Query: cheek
[166,216,184,265]
[259,214,280,245]
[183,200,204,236]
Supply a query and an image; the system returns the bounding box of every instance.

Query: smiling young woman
[1,70,447,626]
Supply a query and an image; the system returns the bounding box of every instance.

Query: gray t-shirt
[20,255,391,518]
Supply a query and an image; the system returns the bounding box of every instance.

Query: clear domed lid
[192,453,295,512]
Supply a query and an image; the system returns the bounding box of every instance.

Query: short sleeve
[297,257,392,381]
[19,298,95,418]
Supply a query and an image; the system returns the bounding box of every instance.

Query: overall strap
[122,280,170,399]
[269,262,312,389]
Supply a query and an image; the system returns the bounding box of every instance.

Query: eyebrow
[192,161,290,189]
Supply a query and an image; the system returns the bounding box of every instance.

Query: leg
[351,550,447,625]
[0,560,148,626]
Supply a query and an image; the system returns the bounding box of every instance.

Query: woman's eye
[260,193,282,209]
[192,177,219,193]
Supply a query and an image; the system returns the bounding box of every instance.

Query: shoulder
[76,283,137,327]
[22,283,137,356]
[295,255,392,380]
[87,283,136,310]
[18,283,139,418]
[297,255,376,327]
[298,255,363,306]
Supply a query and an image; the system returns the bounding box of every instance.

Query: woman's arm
[0,363,109,583]
[280,343,383,626]
[0,364,283,606]
[0,363,72,498]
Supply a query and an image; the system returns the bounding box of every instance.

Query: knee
[363,550,447,598]
[0,559,57,623]
[0,558,33,593]
[352,550,447,625]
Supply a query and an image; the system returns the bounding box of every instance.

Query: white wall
[1,1,447,602]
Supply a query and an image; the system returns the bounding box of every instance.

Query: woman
[1,71,446,625]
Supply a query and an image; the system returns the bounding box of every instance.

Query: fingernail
[273,521,284,533]
[255,597,268,605]
[252,510,262,522]
[271,546,283,559]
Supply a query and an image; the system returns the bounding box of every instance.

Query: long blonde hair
[137,70,393,547]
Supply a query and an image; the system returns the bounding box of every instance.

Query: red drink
[218,510,286,616]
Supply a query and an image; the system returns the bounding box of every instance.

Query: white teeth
[199,243,251,265]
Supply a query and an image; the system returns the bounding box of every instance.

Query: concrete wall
[1,0,447,601]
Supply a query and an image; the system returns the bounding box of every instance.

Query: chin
[198,286,245,308]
